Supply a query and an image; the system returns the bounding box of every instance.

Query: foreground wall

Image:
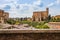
[0,29,60,40]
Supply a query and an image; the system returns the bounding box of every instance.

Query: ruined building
[32,8,49,22]
[0,9,9,23]
[52,15,60,19]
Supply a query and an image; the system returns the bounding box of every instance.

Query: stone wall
[0,33,60,40]
[0,30,60,40]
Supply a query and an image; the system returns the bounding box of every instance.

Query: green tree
[46,15,51,22]
[56,18,60,22]
[6,19,16,25]
[48,15,51,20]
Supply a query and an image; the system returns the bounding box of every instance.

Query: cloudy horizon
[0,0,60,18]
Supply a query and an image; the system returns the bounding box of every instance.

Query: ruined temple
[32,8,49,22]
[0,9,9,23]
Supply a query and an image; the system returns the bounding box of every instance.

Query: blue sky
[0,0,60,18]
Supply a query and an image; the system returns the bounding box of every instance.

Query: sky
[0,0,60,18]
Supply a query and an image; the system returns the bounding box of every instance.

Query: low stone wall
[0,29,60,40]
[48,22,60,29]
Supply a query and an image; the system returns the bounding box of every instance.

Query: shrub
[15,21,20,25]
[6,19,16,25]
[42,25,50,29]
[35,25,49,29]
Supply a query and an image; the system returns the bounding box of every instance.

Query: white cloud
[47,0,60,7]
[33,0,42,5]
[56,0,60,4]
[47,3,55,7]
[0,0,43,18]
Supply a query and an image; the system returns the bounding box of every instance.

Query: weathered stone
[0,33,60,40]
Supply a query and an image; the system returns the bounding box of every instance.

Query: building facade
[0,9,9,23]
[32,8,49,22]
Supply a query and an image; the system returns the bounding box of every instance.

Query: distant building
[0,10,4,23]
[27,18,32,22]
[0,9,9,23]
[32,8,49,22]
[54,15,60,19]
[4,12,9,20]
[52,15,60,20]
